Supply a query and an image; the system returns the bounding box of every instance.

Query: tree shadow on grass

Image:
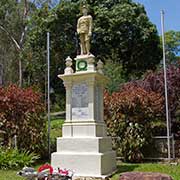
[116,163,139,174]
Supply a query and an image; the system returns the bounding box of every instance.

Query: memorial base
[51,137,116,177]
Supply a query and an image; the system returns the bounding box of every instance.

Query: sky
[133,0,180,34]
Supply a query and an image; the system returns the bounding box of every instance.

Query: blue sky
[133,0,180,34]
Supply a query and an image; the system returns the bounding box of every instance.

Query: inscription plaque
[72,83,89,119]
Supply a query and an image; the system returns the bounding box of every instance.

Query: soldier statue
[77,5,93,55]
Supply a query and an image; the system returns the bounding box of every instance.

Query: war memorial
[51,5,116,177]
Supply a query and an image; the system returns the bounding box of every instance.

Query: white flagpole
[47,32,51,159]
[161,10,171,160]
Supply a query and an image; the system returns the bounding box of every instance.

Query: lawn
[0,169,23,180]
[50,118,64,138]
[112,162,180,180]
[0,162,180,180]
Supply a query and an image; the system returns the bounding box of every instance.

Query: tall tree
[0,0,35,86]
[76,0,162,77]
[160,30,180,63]
[23,0,162,96]
[22,1,79,94]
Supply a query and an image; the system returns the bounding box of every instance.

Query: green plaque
[77,60,87,71]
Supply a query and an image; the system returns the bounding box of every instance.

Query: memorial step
[57,137,113,153]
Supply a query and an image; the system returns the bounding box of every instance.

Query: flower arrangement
[17,164,74,180]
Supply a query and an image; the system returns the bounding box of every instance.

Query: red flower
[38,164,53,174]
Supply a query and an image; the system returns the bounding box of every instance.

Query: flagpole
[47,32,51,159]
[161,10,171,160]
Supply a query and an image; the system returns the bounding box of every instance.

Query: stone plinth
[119,172,173,180]
[51,55,116,177]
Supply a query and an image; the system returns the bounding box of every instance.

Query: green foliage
[104,61,126,93]
[104,64,180,161]
[88,0,161,77]
[121,123,146,162]
[131,65,180,134]
[50,93,66,112]
[22,0,161,96]
[0,0,36,85]
[151,121,167,136]
[160,30,180,63]
[51,119,64,130]
[0,0,20,84]
[0,148,39,170]
[104,86,163,162]
[22,1,80,102]
[0,85,46,155]
[50,118,64,153]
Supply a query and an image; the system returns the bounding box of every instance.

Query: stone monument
[51,5,116,178]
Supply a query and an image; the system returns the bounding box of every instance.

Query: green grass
[0,169,23,180]
[0,163,47,180]
[51,118,64,129]
[112,162,180,180]
[50,118,64,138]
[0,162,180,180]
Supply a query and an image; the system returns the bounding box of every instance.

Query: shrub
[104,64,180,161]
[121,123,146,162]
[0,147,39,169]
[104,86,163,162]
[0,85,46,155]
[126,65,180,137]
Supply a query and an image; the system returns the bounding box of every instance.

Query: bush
[125,65,180,137]
[121,123,148,162]
[104,86,163,162]
[0,147,39,169]
[0,85,46,156]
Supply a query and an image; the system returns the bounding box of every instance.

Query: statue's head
[82,5,88,15]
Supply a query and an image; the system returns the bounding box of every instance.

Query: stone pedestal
[51,55,116,177]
